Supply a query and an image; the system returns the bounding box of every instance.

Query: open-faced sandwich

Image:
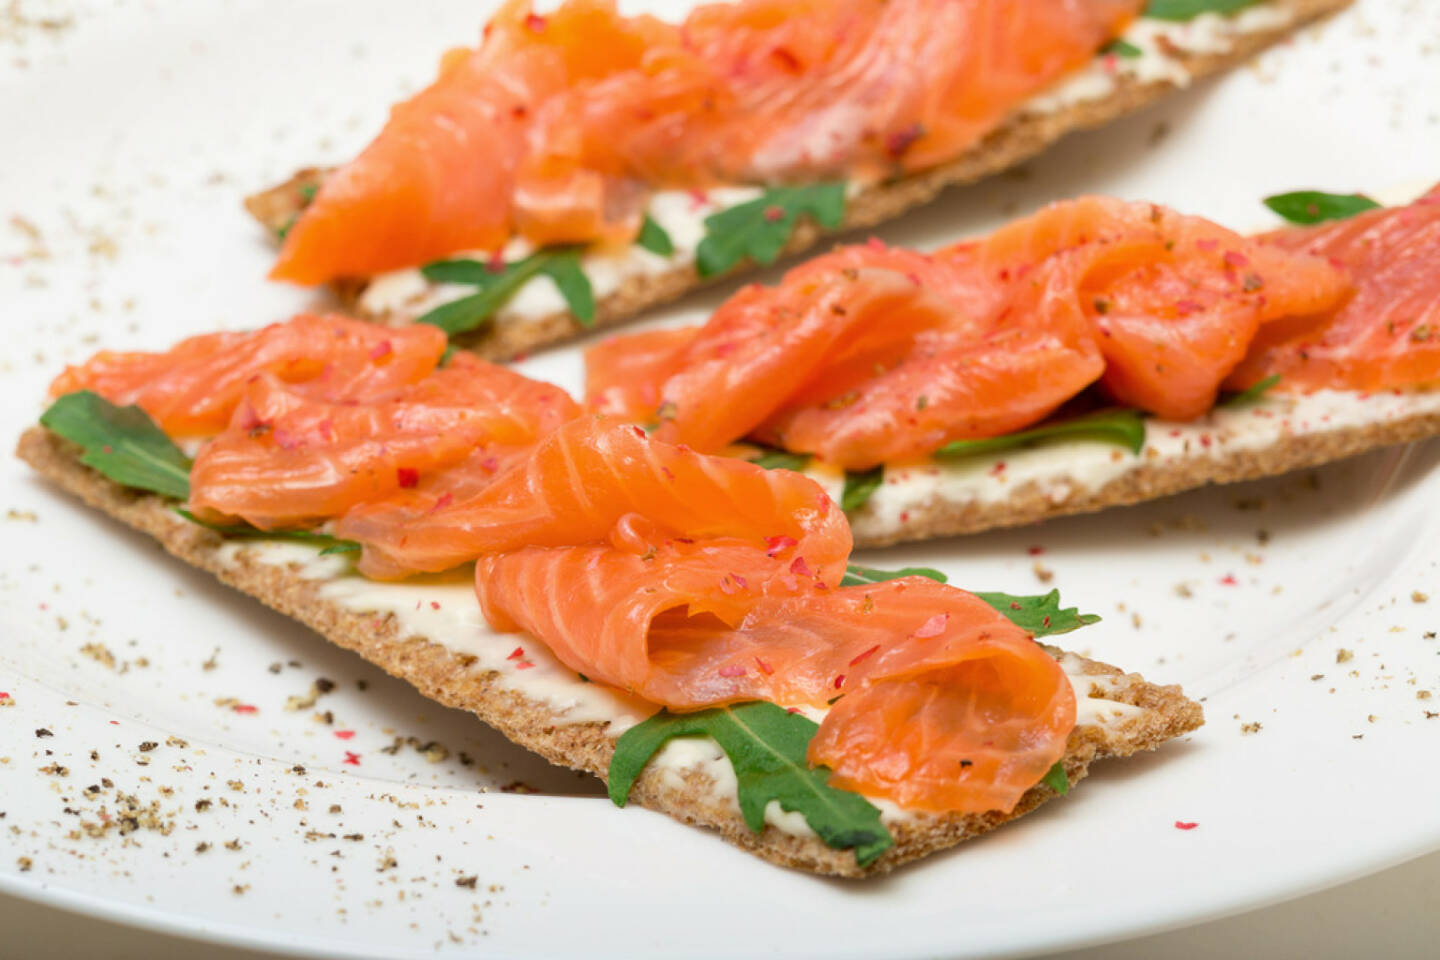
[584,185,1440,547]
[18,315,1201,876]
[247,0,1351,361]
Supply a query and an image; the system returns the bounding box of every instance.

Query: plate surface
[2,2,1439,958]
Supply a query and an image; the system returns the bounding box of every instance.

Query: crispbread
[245,0,1351,362]
[847,397,1440,549]
[17,425,1202,877]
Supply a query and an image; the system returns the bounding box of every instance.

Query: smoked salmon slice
[1227,184,1440,393]
[586,197,1352,469]
[337,414,849,581]
[50,315,446,439]
[272,0,1141,284]
[464,418,1074,813]
[188,354,578,530]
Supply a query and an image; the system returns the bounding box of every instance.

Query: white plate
[2,2,1439,958]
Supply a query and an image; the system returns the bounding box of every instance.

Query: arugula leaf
[538,253,597,326]
[696,183,846,278]
[974,590,1101,638]
[838,569,1098,638]
[40,391,192,499]
[177,510,361,555]
[417,255,550,335]
[42,391,361,556]
[417,248,595,334]
[1103,38,1142,58]
[840,564,948,587]
[636,214,675,257]
[1144,0,1262,19]
[609,701,892,867]
[419,258,510,286]
[1218,373,1280,408]
[748,446,813,472]
[1041,761,1070,795]
[840,465,884,513]
[1263,190,1381,225]
[275,183,320,239]
[936,408,1146,461]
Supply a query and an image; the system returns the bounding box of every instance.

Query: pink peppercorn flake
[232,704,258,715]
[343,751,362,766]
[719,664,746,678]
[754,657,774,676]
[1222,250,1249,269]
[833,674,846,689]
[765,535,798,557]
[369,340,393,361]
[790,556,813,577]
[631,426,647,439]
[1175,299,1204,317]
[429,601,441,610]
[885,122,924,158]
[334,730,356,740]
[763,204,785,223]
[769,46,801,72]
[1027,545,1045,556]
[913,613,949,638]
[849,644,881,667]
[1220,574,1238,586]
[1174,821,1198,831]
[507,647,525,661]
[515,662,535,671]
[396,467,419,488]
[428,492,454,514]
[523,13,546,32]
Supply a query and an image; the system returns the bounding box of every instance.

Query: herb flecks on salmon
[270,0,1142,285]
[587,190,1440,472]
[1227,184,1440,393]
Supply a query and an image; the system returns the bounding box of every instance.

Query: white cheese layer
[357,185,764,324]
[1025,4,1295,113]
[357,3,1294,326]
[832,389,1440,544]
[215,541,1145,839]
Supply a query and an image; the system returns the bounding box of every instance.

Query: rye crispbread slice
[846,397,1440,550]
[17,425,1202,877]
[245,0,1350,362]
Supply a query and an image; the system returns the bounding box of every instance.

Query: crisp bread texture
[246,0,1351,362]
[18,425,1202,878]
[849,401,1440,549]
